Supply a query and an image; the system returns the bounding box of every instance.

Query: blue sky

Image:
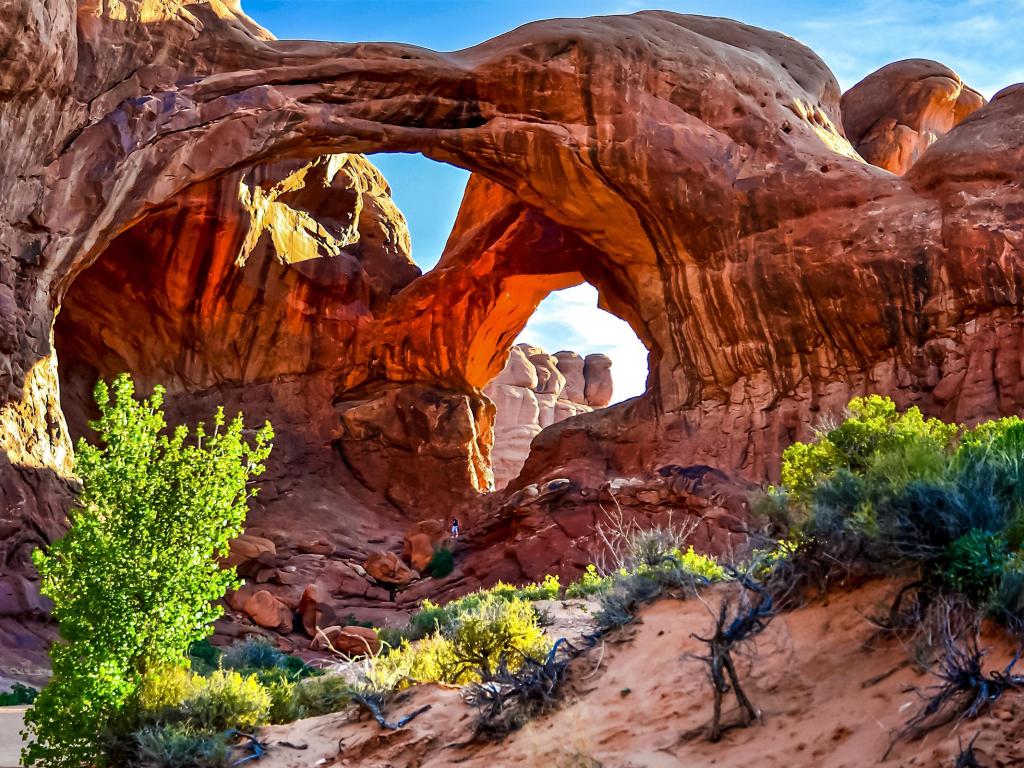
[246,0,1024,400]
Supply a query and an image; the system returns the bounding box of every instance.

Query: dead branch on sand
[463,638,577,741]
[954,733,984,768]
[352,691,432,730]
[689,572,775,742]
[884,612,1024,759]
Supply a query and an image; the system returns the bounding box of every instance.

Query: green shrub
[220,636,286,672]
[132,724,228,768]
[374,595,549,685]
[763,396,1024,614]
[23,374,273,768]
[989,557,1024,625]
[565,565,613,598]
[944,530,1010,601]
[187,640,221,676]
[0,683,38,706]
[181,670,270,732]
[780,395,957,505]
[425,547,455,578]
[281,674,353,720]
[594,574,661,630]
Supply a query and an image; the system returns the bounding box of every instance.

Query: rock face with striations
[3,1,1024,651]
[484,344,613,488]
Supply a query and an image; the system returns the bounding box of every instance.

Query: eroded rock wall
[3,1,1024,650]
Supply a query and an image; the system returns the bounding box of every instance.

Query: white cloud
[515,284,649,403]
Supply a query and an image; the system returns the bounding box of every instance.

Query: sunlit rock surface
[484,344,612,489]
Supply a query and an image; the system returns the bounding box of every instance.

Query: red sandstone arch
[5,1,1024,586]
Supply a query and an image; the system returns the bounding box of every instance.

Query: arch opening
[484,284,650,490]
[51,147,657,537]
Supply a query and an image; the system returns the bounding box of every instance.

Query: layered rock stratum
[484,344,612,488]
[2,0,1024,671]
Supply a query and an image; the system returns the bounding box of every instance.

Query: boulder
[403,533,436,572]
[364,551,418,587]
[242,590,293,633]
[311,625,381,656]
[297,583,331,637]
[226,535,277,568]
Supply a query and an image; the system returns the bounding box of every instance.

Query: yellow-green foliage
[409,576,561,639]
[780,395,958,504]
[374,595,550,685]
[133,667,273,734]
[136,667,197,713]
[565,565,612,597]
[672,546,728,581]
[182,670,271,731]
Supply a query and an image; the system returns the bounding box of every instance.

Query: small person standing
[450,517,460,539]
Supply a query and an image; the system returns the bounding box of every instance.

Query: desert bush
[595,503,697,573]
[135,666,198,716]
[511,574,561,601]
[0,683,38,706]
[943,530,1010,601]
[589,545,727,630]
[374,594,549,685]
[466,638,576,740]
[757,396,1024,622]
[220,636,287,672]
[219,636,317,685]
[187,640,221,676]
[425,547,455,578]
[280,674,354,720]
[779,395,958,506]
[987,556,1024,628]
[131,724,228,768]
[23,373,273,768]
[565,565,613,598]
[406,576,561,641]
[181,670,271,732]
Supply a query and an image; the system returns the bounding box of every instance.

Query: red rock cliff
[2,1,1023,638]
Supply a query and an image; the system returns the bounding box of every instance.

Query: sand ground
[257,580,1024,768]
[0,708,24,768]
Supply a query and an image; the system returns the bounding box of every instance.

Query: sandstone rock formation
[311,624,380,656]
[484,344,613,488]
[3,1,1024,661]
[841,59,986,175]
[583,354,614,408]
[364,551,418,588]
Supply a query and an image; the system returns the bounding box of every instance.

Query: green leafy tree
[22,374,273,768]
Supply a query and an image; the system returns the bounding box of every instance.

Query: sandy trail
[258,580,1024,768]
[0,708,25,768]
